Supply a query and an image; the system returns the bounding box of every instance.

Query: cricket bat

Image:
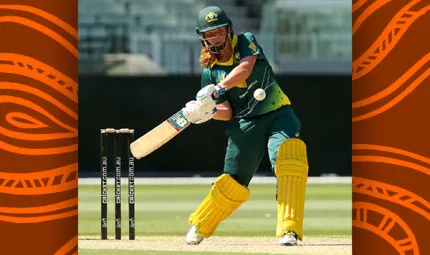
[130,90,222,159]
[129,109,191,159]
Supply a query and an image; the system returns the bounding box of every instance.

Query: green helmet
[196,6,233,54]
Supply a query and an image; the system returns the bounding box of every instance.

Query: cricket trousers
[222,105,302,187]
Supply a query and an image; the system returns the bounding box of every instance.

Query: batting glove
[182,100,217,124]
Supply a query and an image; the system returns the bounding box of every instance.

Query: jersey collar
[210,34,238,68]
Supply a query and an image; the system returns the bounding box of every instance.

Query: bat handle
[211,91,219,100]
[210,86,225,113]
[211,87,226,100]
[211,92,220,113]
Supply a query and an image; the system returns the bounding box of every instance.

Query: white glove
[196,84,217,101]
[195,84,225,103]
[182,100,216,124]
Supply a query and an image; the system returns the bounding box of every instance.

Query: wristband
[215,83,226,95]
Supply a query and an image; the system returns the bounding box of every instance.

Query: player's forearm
[218,63,252,90]
[213,105,233,121]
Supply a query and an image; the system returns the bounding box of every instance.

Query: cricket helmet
[196,6,233,54]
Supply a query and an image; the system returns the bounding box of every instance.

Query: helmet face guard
[196,21,233,54]
[196,6,234,54]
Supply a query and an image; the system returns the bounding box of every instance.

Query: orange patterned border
[0,2,77,254]
[352,1,429,80]
[353,202,418,255]
[353,0,430,254]
[0,163,77,194]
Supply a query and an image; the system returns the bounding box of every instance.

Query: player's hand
[182,100,216,124]
[196,85,216,108]
[196,84,226,102]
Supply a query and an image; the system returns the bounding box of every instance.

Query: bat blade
[130,110,190,159]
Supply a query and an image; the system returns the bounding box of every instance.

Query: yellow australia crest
[205,12,218,23]
[248,42,257,52]
[235,52,240,60]
[220,73,226,82]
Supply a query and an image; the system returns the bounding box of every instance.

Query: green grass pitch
[78,183,352,238]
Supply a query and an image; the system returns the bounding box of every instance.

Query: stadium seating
[259,0,351,70]
[78,0,352,75]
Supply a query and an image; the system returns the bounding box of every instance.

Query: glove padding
[197,84,226,99]
[196,84,222,105]
[196,84,216,100]
[182,100,216,124]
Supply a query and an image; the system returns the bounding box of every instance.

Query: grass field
[79,182,352,254]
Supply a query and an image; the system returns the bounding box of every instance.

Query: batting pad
[275,138,309,240]
[188,174,250,238]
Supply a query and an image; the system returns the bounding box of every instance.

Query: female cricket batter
[182,6,309,246]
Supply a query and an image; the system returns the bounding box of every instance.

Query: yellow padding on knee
[189,174,250,238]
[275,138,309,240]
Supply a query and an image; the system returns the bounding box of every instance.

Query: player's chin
[210,40,224,46]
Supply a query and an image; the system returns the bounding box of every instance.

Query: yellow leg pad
[188,174,250,238]
[275,138,309,240]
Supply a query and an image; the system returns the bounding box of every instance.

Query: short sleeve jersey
[201,32,291,118]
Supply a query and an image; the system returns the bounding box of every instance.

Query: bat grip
[210,85,226,113]
[211,86,225,100]
[211,91,219,100]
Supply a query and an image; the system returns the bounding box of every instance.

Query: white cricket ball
[253,88,266,101]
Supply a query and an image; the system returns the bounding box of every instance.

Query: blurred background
[78,0,352,178]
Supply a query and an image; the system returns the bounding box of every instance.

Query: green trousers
[223,105,301,187]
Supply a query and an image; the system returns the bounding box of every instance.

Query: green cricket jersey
[201,32,291,118]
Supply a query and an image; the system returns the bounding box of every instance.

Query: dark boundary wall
[78,75,351,177]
